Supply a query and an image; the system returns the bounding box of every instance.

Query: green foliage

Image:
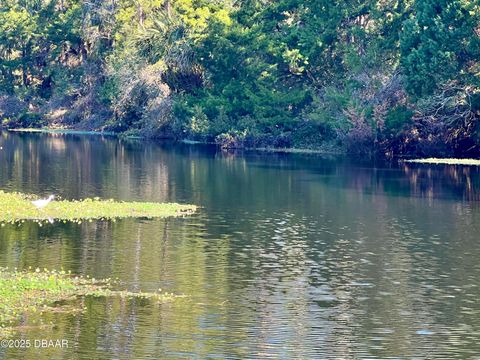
[400,0,479,97]
[385,105,414,134]
[291,121,336,149]
[0,1,83,95]
[471,92,480,113]
[0,0,478,156]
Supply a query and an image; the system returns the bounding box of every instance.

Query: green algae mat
[0,267,185,335]
[0,191,196,223]
[404,158,480,165]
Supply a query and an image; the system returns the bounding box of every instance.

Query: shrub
[384,105,413,134]
[215,132,245,149]
[291,121,336,149]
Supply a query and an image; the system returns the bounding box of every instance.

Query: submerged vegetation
[0,267,182,336]
[0,268,103,331]
[0,0,479,157]
[0,191,196,223]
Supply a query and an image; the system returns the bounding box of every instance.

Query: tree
[400,0,479,97]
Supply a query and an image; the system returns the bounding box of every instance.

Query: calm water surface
[1,131,480,359]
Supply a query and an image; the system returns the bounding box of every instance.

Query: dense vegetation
[0,0,479,157]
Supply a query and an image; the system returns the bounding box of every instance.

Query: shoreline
[5,128,480,163]
[3,127,342,156]
[6,127,116,136]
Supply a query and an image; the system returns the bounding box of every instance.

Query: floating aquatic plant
[0,191,196,224]
[403,158,480,166]
[0,267,184,336]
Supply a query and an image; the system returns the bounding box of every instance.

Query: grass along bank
[0,191,196,223]
[0,267,183,336]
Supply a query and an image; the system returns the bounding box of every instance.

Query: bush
[215,132,245,149]
[0,94,27,126]
[384,105,413,134]
[20,112,44,128]
[291,121,336,149]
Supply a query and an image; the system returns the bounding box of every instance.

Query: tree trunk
[22,45,29,87]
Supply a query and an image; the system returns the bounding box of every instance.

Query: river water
[1,131,480,359]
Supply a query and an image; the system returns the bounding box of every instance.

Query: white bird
[32,195,55,209]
